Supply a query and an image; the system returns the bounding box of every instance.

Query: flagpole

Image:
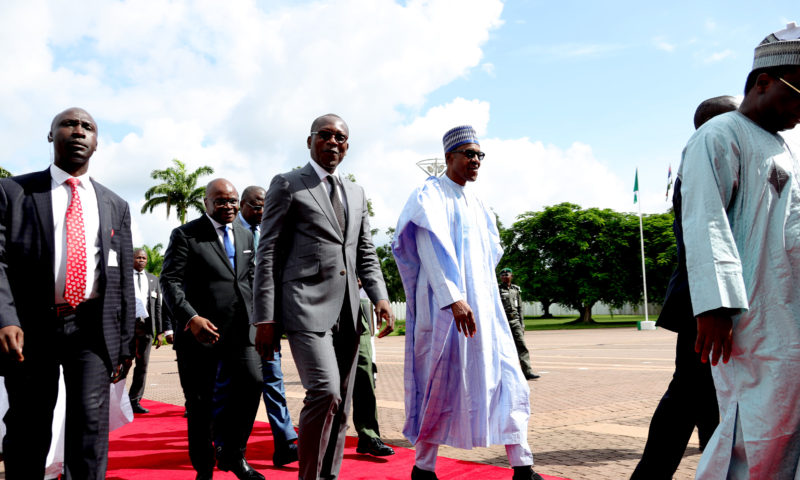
[636,171,649,322]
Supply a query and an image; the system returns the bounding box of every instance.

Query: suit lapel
[93,180,113,276]
[31,170,55,268]
[341,177,361,242]
[202,215,235,274]
[232,222,248,276]
[300,163,344,241]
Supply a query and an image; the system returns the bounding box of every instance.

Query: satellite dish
[416,158,446,177]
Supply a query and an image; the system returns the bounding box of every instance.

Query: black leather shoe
[512,466,544,480]
[411,466,439,480]
[273,442,298,467]
[195,473,213,480]
[524,372,540,380]
[357,437,395,456]
[217,457,265,480]
[130,401,150,414]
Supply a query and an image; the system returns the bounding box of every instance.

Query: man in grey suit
[253,114,394,480]
[161,178,264,480]
[128,247,163,414]
[0,107,135,479]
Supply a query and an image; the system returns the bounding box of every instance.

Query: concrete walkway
[140,327,702,480]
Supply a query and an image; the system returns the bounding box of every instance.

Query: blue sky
[0,0,798,247]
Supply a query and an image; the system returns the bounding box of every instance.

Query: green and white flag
[633,168,639,204]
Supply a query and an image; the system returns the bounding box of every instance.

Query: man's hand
[111,357,133,384]
[0,325,24,362]
[374,299,395,338]
[450,300,476,338]
[695,312,733,366]
[188,316,219,344]
[156,332,174,348]
[255,323,278,360]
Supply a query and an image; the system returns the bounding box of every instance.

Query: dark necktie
[327,175,346,232]
[251,225,259,249]
[220,225,235,268]
[137,272,143,291]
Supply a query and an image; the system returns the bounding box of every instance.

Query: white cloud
[0,0,634,251]
[704,49,733,63]
[653,37,676,52]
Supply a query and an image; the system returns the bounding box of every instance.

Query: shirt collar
[237,212,257,231]
[50,163,90,187]
[205,213,231,231]
[308,160,341,183]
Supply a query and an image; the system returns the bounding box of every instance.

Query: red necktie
[64,177,87,307]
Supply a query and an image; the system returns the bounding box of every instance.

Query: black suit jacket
[658,177,693,333]
[135,271,163,335]
[0,168,135,368]
[160,215,255,350]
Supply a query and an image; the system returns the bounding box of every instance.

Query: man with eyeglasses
[393,126,542,480]
[162,178,264,480]
[252,114,393,480]
[677,23,800,478]
[237,185,299,467]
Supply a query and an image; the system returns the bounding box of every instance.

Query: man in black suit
[630,95,738,480]
[161,178,264,480]
[0,107,135,479]
[128,247,163,414]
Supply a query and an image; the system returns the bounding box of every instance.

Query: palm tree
[141,159,214,224]
[141,243,165,276]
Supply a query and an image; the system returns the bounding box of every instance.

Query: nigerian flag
[633,168,639,204]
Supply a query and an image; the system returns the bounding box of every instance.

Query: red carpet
[108,400,568,480]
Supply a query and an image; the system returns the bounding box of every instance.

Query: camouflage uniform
[499,282,534,378]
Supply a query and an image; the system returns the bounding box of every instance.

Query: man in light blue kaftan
[680,23,800,479]
[392,125,542,480]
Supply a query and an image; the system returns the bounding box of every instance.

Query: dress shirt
[237,212,257,234]
[308,161,348,211]
[51,163,101,304]
[133,270,150,318]
[205,213,235,252]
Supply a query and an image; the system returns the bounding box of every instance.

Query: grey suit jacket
[0,168,135,368]
[161,214,256,349]
[253,162,387,332]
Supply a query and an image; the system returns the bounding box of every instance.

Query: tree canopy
[500,202,675,323]
[141,158,214,224]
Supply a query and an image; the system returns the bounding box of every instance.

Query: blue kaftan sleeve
[680,121,749,316]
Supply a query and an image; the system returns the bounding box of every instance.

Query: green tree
[502,203,675,323]
[141,159,214,224]
[141,243,165,276]
[0,167,11,178]
[376,228,405,302]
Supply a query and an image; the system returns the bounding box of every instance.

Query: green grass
[388,314,648,335]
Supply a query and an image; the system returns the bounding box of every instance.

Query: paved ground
[138,327,703,480]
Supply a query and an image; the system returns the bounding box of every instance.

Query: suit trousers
[3,300,111,480]
[176,338,262,474]
[508,317,533,376]
[288,305,360,480]
[128,320,153,403]
[630,324,720,479]
[260,350,298,450]
[352,331,380,440]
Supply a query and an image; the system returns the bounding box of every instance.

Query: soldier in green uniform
[499,268,539,380]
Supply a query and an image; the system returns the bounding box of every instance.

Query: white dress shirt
[308,160,348,212]
[133,270,149,318]
[51,164,101,304]
[206,213,235,251]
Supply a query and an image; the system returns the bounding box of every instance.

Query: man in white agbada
[392,126,542,480]
[679,23,800,479]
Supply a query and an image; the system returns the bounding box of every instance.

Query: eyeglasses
[245,202,264,211]
[311,130,348,144]
[452,149,485,161]
[213,198,238,207]
[779,77,800,97]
